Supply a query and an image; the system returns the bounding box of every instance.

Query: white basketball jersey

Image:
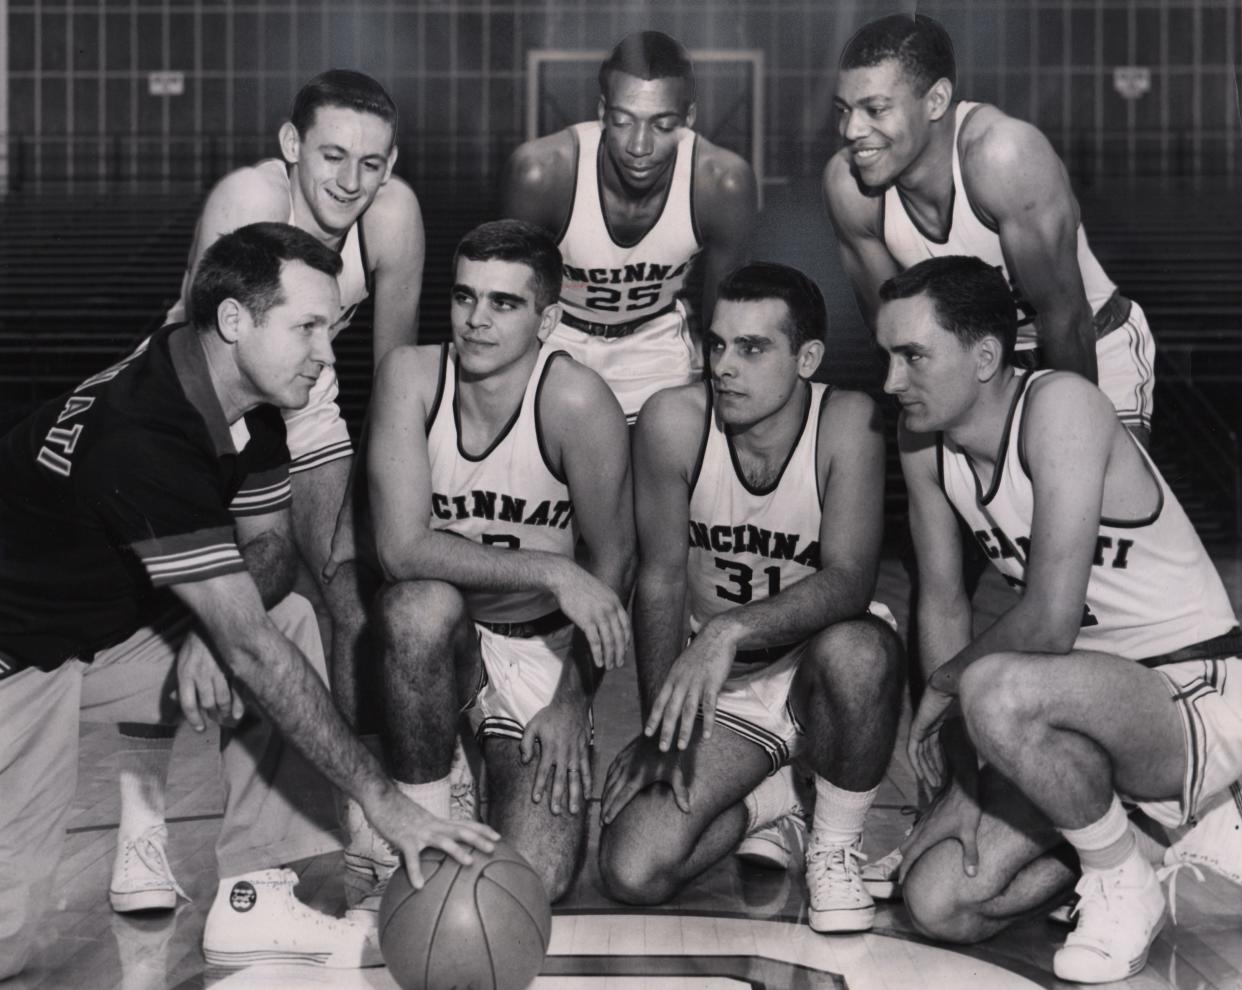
[687,383,828,658]
[882,102,1116,351]
[557,121,701,327]
[939,371,1237,659]
[426,345,578,623]
[165,159,371,335]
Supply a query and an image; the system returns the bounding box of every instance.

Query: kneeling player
[367,220,635,902]
[598,262,903,933]
[881,255,1241,984]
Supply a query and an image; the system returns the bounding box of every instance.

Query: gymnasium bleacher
[1,177,1237,546]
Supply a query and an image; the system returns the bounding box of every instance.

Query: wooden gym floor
[8,552,1242,990]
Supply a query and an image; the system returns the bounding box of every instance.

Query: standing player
[597,263,903,933]
[503,31,757,423]
[824,13,1155,443]
[109,69,425,913]
[0,224,496,978]
[366,220,635,902]
[877,255,1240,985]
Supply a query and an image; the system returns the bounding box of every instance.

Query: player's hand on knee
[521,699,591,816]
[549,564,630,670]
[645,632,733,752]
[175,630,244,731]
[374,797,501,891]
[600,734,690,825]
[898,778,981,883]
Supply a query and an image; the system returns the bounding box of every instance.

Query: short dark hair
[290,69,398,144]
[878,256,1017,363]
[840,13,957,94]
[599,31,696,108]
[717,262,827,351]
[454,219,563,312]
[189,222,343,330]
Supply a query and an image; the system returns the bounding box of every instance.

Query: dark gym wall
[5,0,1239,191]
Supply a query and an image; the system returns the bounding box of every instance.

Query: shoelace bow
[808,844,869,889]
[127,826,190,901]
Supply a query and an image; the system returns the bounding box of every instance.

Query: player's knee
[902,845,991,944]
[803,618,902,704]
[960,652,1042,742]
[537,853,579,905]
[598,832,676,906]
[375,580,465,647]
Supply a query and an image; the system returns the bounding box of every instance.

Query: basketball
[379,841,553,990]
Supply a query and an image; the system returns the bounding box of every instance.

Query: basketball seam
[481,873,551,949]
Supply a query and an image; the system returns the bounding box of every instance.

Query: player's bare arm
[961,110,1098,382]
[169,568,499,886]
[368,345,628,669]
[518,356,635,816]
[600,384,703,823]
[501,131,577,235]
[692,141,758,328]
[645,388,885,752]
[905,374,1118,791]
[927,373,1117,698]
[361,176,426,361]
[174,167,291,301]
[822,151,901,328]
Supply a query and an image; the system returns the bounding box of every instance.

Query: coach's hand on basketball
[521,696,591,815]
[907,684,956,791]
[174,630,244,731]
[549,563,630,670]
[645,621,737,752]
[898,777,981,882]
[600,734,690,824]
[371,793,500,891]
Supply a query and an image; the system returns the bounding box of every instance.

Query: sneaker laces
[123,825,189,901]
[1156,858,1205,925]
[807,842,868,897]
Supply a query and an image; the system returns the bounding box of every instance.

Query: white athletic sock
[116,725,175,841]
[744,766,797,831]
[1061,795,1137,872]
[397,777,451,821]
[812,777,878,847]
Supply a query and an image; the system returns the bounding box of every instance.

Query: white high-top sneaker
[806,836,875,933]
[1053,855,1167,984]
[342,798,399,911]
[1163,782,1242,887]
[109,824,189,913]
[203,869,382,968]
[736,765,809,872]
[450,736,480,822]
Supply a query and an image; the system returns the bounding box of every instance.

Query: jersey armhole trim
[935,433,947,495]
[958,103,1000,234]
[687,380,713,495]
[689,133,704,248]
[1100,434,1165,529]
[357,213,375,296]
[978,371,1033,506]
[553,127,580,245]
[425,343,449,433]
[535,350,572,484]
[813,385,833,507]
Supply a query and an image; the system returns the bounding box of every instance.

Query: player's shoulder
[634,382,709,457]
[378,342,445,403]
[1025,369,1112,420]
[367,174,422,222]
[822,148,883,231]
[821,385,879,428]
[540,349,620,414]
[692,136,757,195]
[958,103,1058,176]
[505,129,577,194]
[203,161,290,221]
